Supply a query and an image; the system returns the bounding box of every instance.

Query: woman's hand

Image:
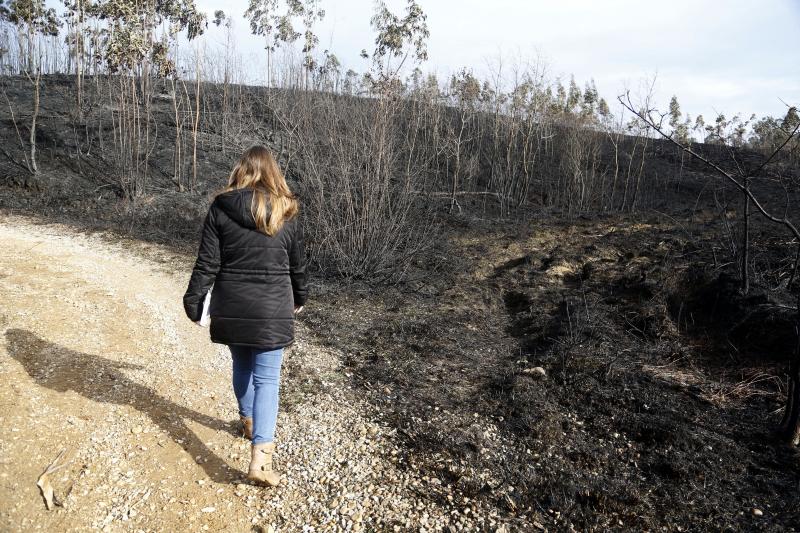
[294,305,304,315]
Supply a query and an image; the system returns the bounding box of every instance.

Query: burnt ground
[301,210,800,531]
[3,75,800,531]
[4,174,800,531]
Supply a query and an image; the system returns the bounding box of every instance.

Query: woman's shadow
[5,328,240,484]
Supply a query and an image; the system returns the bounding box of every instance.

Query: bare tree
[245,0,304,88]
[6,0,60,174]
[299,0,324,89]
[446,69,479,212]
[368,0,429,85]
[96,0,205,200]
[62,0,89,118]
[620,93,800,444]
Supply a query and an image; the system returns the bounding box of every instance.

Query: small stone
[131,426,143,434]
[201,507,215,513]
[752,508,763,517]
[521,367,547,379]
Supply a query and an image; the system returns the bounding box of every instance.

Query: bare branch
[618,92,800,248]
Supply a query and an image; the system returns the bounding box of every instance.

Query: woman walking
[183,145,307,486]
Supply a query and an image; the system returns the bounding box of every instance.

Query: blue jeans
[229,345,284,445]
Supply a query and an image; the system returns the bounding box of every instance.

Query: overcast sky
[194,0,799,122]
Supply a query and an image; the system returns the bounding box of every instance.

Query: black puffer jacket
[183,188,307,349]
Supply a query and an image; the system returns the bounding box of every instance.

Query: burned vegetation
[1,1,800,527]
[304,208,800,530]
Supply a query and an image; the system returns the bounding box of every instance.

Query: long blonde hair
[224,145,298,236]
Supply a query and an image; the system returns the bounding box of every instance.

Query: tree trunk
[171,79,183,192]
[741,178,751,294]
[450,115,466,213]
[75,0,84,119]
[192,49,201,192]
[780,304,800,445]
[267,45,272,88]
[29,66,40,174]
[630,137,648,212]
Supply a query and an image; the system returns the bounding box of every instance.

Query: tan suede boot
[247,442,280,486]
[240,416,253,440]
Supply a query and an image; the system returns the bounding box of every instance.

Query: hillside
[2,74,800,531]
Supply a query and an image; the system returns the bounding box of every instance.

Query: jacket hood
[215,189,259,229]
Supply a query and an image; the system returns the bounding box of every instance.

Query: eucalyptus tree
[244,0,278,86]
[668,96,694,144]
[730,114,756,147]
[784,107,800,133]
[341,67,359,95]
[285,0,431,278]
[750,115,782,152]
[446,69,480,211]
[244,0,305,87]
[62,0,93,117]
[368,0,429,88]
[708,111,757,292]
[580,79,598,119]
[551,79,566,115]
[596,96,610,118]
[749,113,799,158]
[212,10,233,88]
[95,0,206,199]
[599,98,626,211]
[364,0,430,196]
[621,101,653,212]
[667,95,693,184]
[316,48,340,91]
[212,9,234,153]
[6,0,60,174]
[513,70,550,211]
[298,0,324,88]
[0,1,9,67]
[565,75,581,114]
[402,68,442,191]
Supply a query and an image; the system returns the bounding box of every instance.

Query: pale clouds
[194,0,800,120]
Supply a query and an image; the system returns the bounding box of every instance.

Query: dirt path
[0,216,492,532]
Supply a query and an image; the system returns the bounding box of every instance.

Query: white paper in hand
[198,287,212,327]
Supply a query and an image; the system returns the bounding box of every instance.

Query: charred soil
[303,211,800,531]
[2,75,800,531]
